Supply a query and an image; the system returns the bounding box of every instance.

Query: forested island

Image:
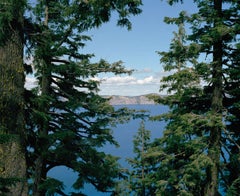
[105,94,157,105]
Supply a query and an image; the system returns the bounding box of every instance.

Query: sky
[82,0,197,96]
[26,0,197,96]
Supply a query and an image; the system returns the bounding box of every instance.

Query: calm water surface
[49,104,168,195]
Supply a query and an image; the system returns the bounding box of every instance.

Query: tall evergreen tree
[148,1,240,195]
[0,0,28,195]
[148,19,206,196]
[23,0,142,195]
[127,120,152,196]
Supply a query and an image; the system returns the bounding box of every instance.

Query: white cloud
[102,76,136,84]
[100,75,159,86]
[101,85,160,96]
[92,71,174,95]
[95,75,161,96]
[136,76,157,84]
[25,72,170,96]
[25,75,37,90]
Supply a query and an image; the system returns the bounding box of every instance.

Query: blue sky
[26,0,197,96]
[82,0,197,96]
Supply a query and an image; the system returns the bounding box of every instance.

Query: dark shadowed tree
[0,0,28,195]
[23,0,142,195]
[147,1,240,196]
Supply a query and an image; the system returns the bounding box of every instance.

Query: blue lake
[49,104,168,195]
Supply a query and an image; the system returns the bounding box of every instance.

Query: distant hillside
[103,94,160,105]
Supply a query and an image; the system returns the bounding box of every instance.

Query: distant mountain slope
[103,94,160,105]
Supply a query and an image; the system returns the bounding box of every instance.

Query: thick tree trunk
[204,1,223,195]
[0,138,28,195]
[0,15,28,196]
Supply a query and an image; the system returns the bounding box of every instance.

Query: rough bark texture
[32,157,46,196]
[0,18,28,196]
[0,137,28,195]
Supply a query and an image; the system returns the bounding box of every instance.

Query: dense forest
[0,0,239,196]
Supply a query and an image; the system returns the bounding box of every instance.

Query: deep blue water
[49,104,168,195]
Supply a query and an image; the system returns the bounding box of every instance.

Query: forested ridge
[106,94,157,105]
[0,0,239,196]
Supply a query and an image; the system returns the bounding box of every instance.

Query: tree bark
[32,66,51,196]
[32,3,51,196]
[0,138,28,195]
[0,10,28,196]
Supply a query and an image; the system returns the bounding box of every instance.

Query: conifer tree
[0,0,28,195]
[149,19,206,196]
[148,1,240,195]
[23,0,142,195]
[127,120,152,196]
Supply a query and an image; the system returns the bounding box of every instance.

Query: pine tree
[23,0,142,195]
[148,1,240,195]
[0,0,28,195]
[126,120,152,196]
[149,19,207,196]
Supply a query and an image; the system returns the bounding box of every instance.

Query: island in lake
[103,94,161,105]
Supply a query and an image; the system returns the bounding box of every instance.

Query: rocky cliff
[104,94,159,105]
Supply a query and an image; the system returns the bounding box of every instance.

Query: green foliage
[227,177,240,196]
[0,133,16,144]
[38,178,65,196]
[146,1,240,195]
[0,0,26,44]
[0,177,23,196]
[124,120,155,196]
[22,0,143,195]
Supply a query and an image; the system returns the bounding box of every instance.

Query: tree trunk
[204,1,223,195]
[0,11,28,196]
[32,3,51,196]
[32,157,47,196]
[0,138,28,195]
[32,68,50,196]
